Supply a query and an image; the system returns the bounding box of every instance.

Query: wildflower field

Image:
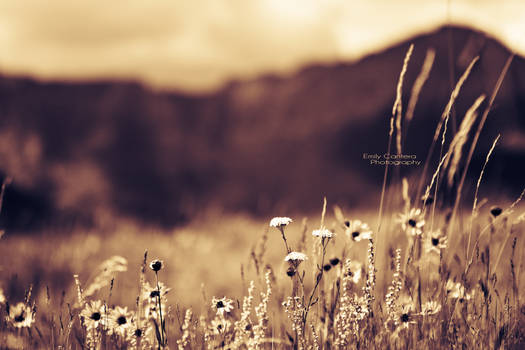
[1,47,524,349]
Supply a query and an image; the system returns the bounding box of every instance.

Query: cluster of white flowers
[284,251,308,262]
[312,228,334,238]
[269,217,293,227]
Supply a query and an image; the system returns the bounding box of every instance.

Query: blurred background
[0,0,524,232]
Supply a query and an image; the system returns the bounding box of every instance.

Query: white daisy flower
[397,208,425,236]
[143,282,170,303]
[80,300,105,330]
[210,317,232,335]
[284,252,308,262]
[398,303,416,328]
[425,230,448,254]
[127,324,153,349]
[143,282,170,320]
[269,217,293,227]
[6,302,35,328]
[108,306,132,337]
[345,220,373,241]
[212,297,234,316]
[312,228,334,238]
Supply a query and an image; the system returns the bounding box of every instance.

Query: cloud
[0,0,522,92]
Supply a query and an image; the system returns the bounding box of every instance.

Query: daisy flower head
[6,302,35,328]
[127,324,152,349]
[398,208,425,236]
[398,303,416,328]
[143,282,170,319]
[312,228,334,238]
[143,282,170,303]
[108,306,132,337]
[269,217,293,228]
[425,229,448,254]
[421,301,442,316]
[212,297,234,316]
[210,317,232,335]
[445,280,473,302]
[80,300,105,330]
[345,220,373,241]
[149,259,163,272]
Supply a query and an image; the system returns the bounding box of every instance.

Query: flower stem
[155,272,165,348]
[279,227,291,254]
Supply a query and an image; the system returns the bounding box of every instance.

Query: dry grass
[0,47,524,349]
[0,200,523,349]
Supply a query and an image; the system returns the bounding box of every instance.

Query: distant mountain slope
[0,25,523,230]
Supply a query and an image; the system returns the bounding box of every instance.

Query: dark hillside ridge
[0,25,523,230]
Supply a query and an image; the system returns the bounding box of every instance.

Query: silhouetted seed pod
[490,206,502,217]
[149,259,163,272]
[286,267,296,277]
[329,258,340,266]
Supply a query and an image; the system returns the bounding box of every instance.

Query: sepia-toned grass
[0,46,524,349]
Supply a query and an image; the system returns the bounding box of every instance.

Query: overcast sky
[0,0,523,92]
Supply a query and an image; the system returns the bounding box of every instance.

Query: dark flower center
[150,290,160,298]
[217,301,224,308]
[323,264,332,271]
[344,220,350,227]
[286,267,296,277]
[14,313,25,323]
[91,312,101,321]
[352,231,360,238]
[217,324,223,330]
[330,258,340,266]
[134,329,143,337]
[245,324,252,331]
[117,316,127,325]
[408,219,417,227]
[401,313,410,322]
[432,238,439,246]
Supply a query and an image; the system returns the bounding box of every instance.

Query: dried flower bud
[149,259,163,272]
[490,206,502,217]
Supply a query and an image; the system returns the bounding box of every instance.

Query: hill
[0,25,523,230]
